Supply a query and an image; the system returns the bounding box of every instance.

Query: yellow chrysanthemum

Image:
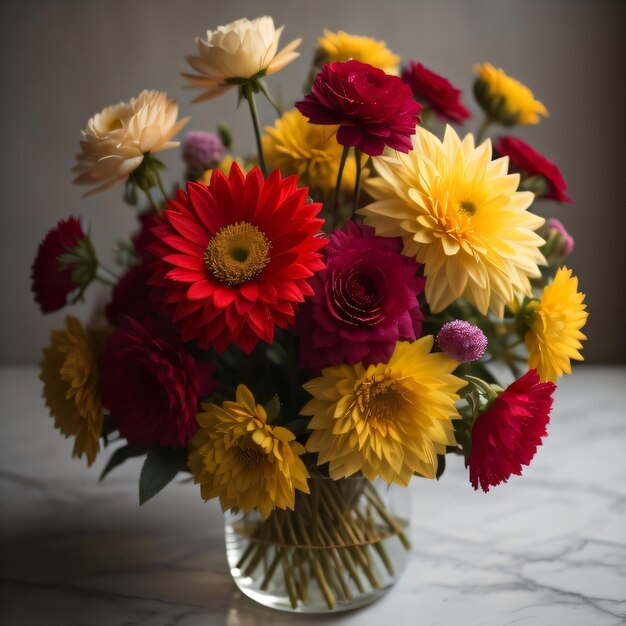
[39,316,103,466]
[526,267,588,382]
[188,385,310,520]
[318,29,400,74]
[359,125,546,317]
[262,108,356,192]
[302,337,466,484]
[474,63,548,125]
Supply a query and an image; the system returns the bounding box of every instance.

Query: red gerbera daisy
[469,369,556,492]
[495,136,572,204]
[31,216,95,313]
[401,61,470,124]
[149,164,326,353]
[295,60,422,156]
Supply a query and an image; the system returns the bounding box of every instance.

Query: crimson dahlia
[100,317,217,448]
[495,136,571,204]
[401,61,470,123]
[149,164,326,353]
[469,369,556,492]
[31,216,93,313]
[295,221,424,369]
[295,60,422,156]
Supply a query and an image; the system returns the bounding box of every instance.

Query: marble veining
[1,365,625,625]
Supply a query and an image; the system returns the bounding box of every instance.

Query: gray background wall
[1,0,624,364]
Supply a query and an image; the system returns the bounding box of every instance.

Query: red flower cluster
[31,217,87,313]
[469,369,556,492]
[149,164,326,353]
[296,60,422,156]
[495,136,571,204]
[401,62,470,123]
[100,317,217,448]
[295,222,424,369]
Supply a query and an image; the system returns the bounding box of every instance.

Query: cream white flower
[73,90,190,195]
[183,16,301,102]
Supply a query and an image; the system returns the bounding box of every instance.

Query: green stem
[329,145,350,227]
[476,117,492,144]
[352,148,362,215]
[95,265,118,286]
[244,85,267,176]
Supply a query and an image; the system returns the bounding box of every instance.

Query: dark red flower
[495,136,572,204]
[99,317,217,448]
[149,164,326,353]
[31,216,91,313]
[295,221,424,369]
[469,369,556,492]
[295,60,422,156]
[401,61,470,124]
[105,263,156,326]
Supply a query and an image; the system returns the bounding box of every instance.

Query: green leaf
[139,446,188,505]
[217,124,232,150]
[100,444,148,481]
[264,394,281,423]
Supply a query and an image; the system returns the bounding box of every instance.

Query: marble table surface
[0,365,625,626]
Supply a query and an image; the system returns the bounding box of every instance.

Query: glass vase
[224,475,411,613]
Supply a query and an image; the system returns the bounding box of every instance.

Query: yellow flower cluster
[526,267,588,382]
[317,30,400,74]
[474,63,548,125]
[302,338,466,483]
[360,125,546,317]
[39,316,103,466]
[188,385,309,519]
[263,109,356,192]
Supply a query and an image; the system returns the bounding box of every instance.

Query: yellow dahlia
[188,385,310,519]
[183,16,301,102]
[39,316,103,465]
[317,30,400,74]
[302,337,466,484]
[262,108,356,192]
[525,267,588,382]
[474,63,548,125]
[359,125,546,317]
[73,90,189,195]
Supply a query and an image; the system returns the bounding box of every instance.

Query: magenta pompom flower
[295,221,425,369]
[437,320,488,362]
[546,218,574,258]
[182,131,227,178]
[295,60,422,156]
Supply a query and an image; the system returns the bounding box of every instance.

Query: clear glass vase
[224,475,411,613]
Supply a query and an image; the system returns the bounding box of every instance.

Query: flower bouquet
[32,16,588,613]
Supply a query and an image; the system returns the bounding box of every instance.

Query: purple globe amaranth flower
[182,131,226,177]
[546,218,574,258]
[295,221,425,370]
[437,320,488,362]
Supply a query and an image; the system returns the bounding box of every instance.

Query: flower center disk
[356,379,401,424]
[204,222,271,285]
